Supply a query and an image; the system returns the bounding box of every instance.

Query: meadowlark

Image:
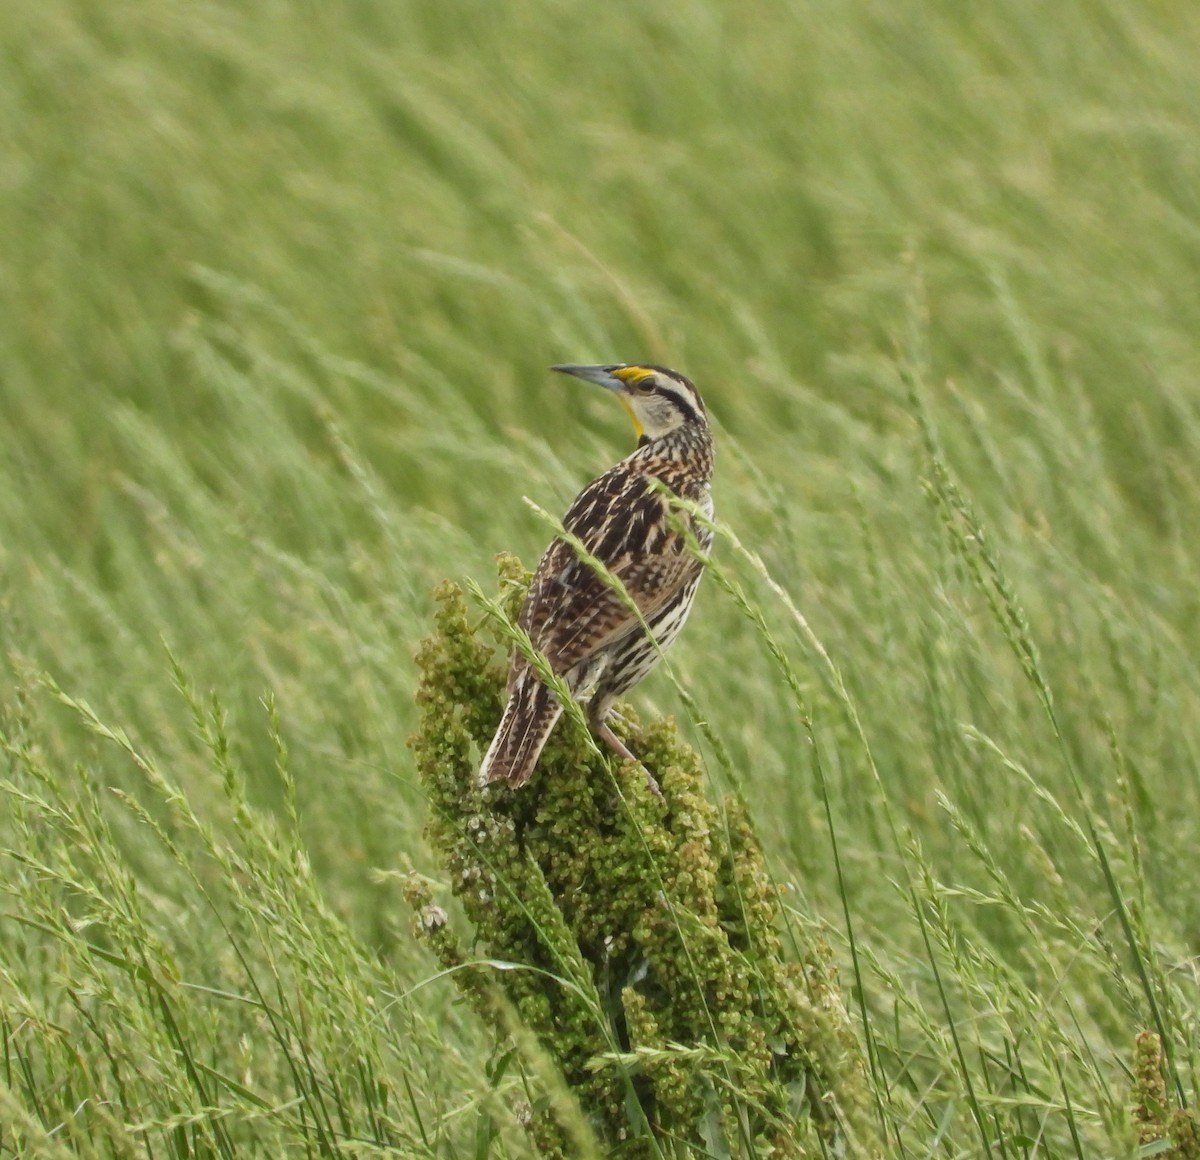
[479,363,714,792]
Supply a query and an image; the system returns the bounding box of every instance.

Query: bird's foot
[604,706,641,733]
[593,719,662,799]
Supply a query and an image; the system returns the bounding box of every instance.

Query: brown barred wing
[515,468,700,680]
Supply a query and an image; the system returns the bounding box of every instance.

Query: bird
[479,363,714,792]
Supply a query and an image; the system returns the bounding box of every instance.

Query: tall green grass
[3,0,1200,1154]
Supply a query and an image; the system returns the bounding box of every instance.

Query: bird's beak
[551,364,645,439]
[549,364,627,392]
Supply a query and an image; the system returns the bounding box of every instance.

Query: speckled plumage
[480,364,714,791]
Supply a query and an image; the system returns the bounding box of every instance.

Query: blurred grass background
[2,0,1200,1154]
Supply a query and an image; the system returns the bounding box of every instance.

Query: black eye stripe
[653,385,700,423]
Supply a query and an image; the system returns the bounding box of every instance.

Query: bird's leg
[592,712,662,799]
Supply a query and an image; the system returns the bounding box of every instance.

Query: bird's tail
[479,679,563,788]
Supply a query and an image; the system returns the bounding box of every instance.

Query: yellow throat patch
[610,367,654,439]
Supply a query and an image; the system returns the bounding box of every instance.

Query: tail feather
[479,680,563,788]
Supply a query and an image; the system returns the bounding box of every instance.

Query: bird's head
[551,363,706,442]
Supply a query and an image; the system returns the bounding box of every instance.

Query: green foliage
[0,674,493,1156]
[406,561,877,1155]
[1131,1032,1200,1160]
[2,0,1200,1155]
